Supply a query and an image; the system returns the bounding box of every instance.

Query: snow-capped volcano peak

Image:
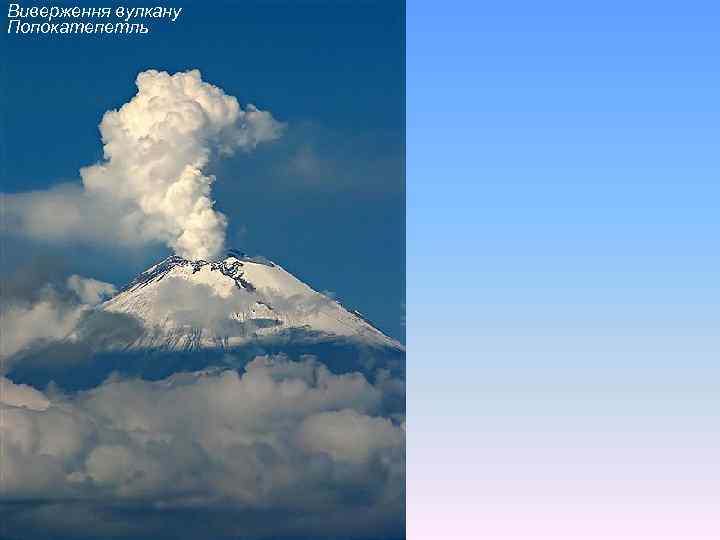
[98,252,401,352]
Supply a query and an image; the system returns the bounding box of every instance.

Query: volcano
[9,253,405,390]
[100,253,402,351]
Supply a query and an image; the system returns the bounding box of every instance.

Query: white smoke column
[80,69,284,260]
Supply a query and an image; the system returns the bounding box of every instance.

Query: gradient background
[408,1,720,538]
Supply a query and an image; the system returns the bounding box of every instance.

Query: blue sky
[1,0,405,341]
[408,1,720,538]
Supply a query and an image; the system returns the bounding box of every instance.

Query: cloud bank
[0,271,405,538]
[4,69,284,260]
[0,356,405,539]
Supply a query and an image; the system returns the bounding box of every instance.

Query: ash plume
[4,69,284,259]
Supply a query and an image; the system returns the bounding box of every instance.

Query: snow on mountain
[94,253,402,352]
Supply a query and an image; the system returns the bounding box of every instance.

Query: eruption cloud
[4,69,283,260]
[82,69,284,259]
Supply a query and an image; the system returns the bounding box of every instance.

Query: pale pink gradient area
[408,419,720,538]
[405,315,720,533]
[407,328,720,538]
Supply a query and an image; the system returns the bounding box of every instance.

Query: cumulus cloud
[296,409,404,465]
[4,69,284,260]
[0,355,405,539]
[0,378,49,411]
[1,297,83,362]
[0,274,117,364]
